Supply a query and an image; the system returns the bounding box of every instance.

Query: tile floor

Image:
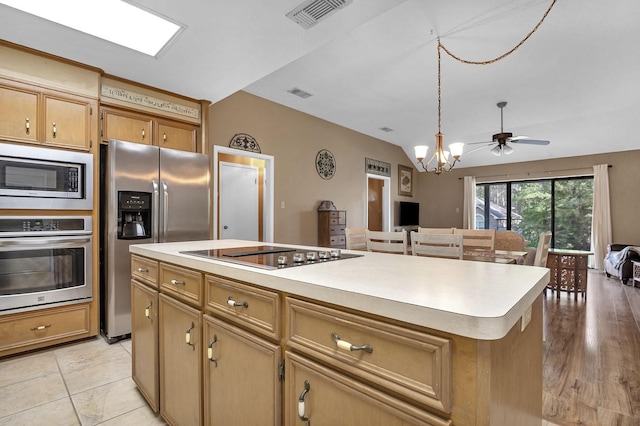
[0,337,164,425]
[0,336,561,426]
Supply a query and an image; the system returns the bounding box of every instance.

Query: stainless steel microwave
[0,143,93,210]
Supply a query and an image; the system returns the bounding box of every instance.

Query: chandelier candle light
[414,0,557,175]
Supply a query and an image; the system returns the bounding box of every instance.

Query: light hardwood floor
[543,269,640,425]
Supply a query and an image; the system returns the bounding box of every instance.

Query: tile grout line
[53,347,84,425]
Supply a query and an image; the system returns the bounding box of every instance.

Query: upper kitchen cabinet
[0,42,100,151]
[100,76,206,153]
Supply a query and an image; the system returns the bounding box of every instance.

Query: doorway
[219,162,259,240]
[366,174,390,231]
[213,146,274,242]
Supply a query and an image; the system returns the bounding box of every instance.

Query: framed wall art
[398,164,413,197]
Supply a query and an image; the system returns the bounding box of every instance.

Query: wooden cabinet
[0,79,95,150]
[203,315,281,426]
[101,107,198,152]
[285,351,450,426]
[0,304,91,357]
[318,210,347,249]
[131,279,159,412]
[159,293,202,426]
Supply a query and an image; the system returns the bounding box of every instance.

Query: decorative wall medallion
[316,149,336,180]
[229,133,261,153]
[365,158,391,177]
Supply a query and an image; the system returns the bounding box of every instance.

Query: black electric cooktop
[180,245,362,270]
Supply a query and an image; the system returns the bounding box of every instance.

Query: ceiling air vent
[287,87,313,99]
[379,127,394,132]
[286,0,354,30]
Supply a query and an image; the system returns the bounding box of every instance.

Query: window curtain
[463,176,476,229]
[589,164,612,269]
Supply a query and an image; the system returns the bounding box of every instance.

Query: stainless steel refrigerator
[100,139,210,343]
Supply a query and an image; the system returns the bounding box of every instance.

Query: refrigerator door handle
[162,181,169,243]
[152,180,159,243]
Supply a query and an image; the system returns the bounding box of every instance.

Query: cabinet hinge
[90,139,93,148]
[278,361,285,381]
[90,106,93,116]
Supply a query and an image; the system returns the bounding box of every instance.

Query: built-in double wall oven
[0,216,93,313]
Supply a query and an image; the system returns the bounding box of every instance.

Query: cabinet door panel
[43,95,91,149]
[285,352,451,426]
[131,280,159,412]
[159,294,202,426]
[203,315,281,426]
[102,108,153,145]
[0,84,39,143]
[157,120,197,152]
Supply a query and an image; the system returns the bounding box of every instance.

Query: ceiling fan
[468,101,550,156]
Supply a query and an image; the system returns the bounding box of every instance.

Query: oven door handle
[0,236,91,248]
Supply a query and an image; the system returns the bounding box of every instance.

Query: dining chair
[410,232,463,259]
[365,230,408,255]
[417,227,455,234]
[345,227,367,251]
[534,231,552,267]
[454,228,496,251]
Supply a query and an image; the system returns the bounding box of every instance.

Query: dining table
[463,249,528,265]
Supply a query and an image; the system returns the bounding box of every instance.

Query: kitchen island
[130,239,549,426]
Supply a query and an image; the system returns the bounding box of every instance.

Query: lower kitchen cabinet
[159,293,202,426]
[285,351,451,426]
[131,279,159,412]
[203,314,282,426]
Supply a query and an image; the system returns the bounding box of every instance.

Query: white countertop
[130,239,550,340]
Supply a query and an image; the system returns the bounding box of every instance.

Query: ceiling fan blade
[510,138,550,145]
[466,140,494,145]
[464,143,496,155]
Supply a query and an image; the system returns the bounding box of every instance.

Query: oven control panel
[0,216,92,236]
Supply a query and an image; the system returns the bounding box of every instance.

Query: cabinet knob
[25,118,30,134]
[141,128,145,140]
[163,132,167,143]
[52,122,57,138]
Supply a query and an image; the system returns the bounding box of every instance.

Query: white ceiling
[1,0,638,169]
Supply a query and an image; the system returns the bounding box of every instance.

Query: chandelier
[413,39,463,175]
[413,0,557,175]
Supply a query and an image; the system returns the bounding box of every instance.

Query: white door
[220,162,259,240]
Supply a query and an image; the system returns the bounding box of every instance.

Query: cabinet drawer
[329,210,346,225]
[286,298,452,413]
[285,351,451,426]
[329,235,346,246]
[0,304,90,353]
[159,263,203,308]
[329,225,345,236]
[131,255,159,288]
[205,275,281,341]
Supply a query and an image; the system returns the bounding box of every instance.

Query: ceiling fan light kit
[414,0,557,173]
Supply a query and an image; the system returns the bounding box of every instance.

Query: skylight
[0,0,182,56]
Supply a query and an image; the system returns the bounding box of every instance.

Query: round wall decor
[316,149,336,180]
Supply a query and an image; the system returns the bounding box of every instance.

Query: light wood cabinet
[203,314,281,426]
[159,293,202,426]
[0,78,95,150]
[0,304,91,357]
[285,351,450,426]
[101,107,198,152]
[131,279,159,413]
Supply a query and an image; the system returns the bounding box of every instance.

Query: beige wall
[414,150,640,244]
[210,91,640,246]
[209,91,415,245]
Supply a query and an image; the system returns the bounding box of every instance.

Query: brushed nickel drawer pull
[30,324,52,331]
[298,380,310,423]
[25,118,30,134]
[185,322,195,350]
[137,267,149,273]
[227,296,248,308]
[52,122,57,138]
[207,334,218,367]
[144,301,152,320]
[170,279,185,286]
[331,332,373,353]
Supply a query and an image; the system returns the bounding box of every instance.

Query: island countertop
[130,239,549,340]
